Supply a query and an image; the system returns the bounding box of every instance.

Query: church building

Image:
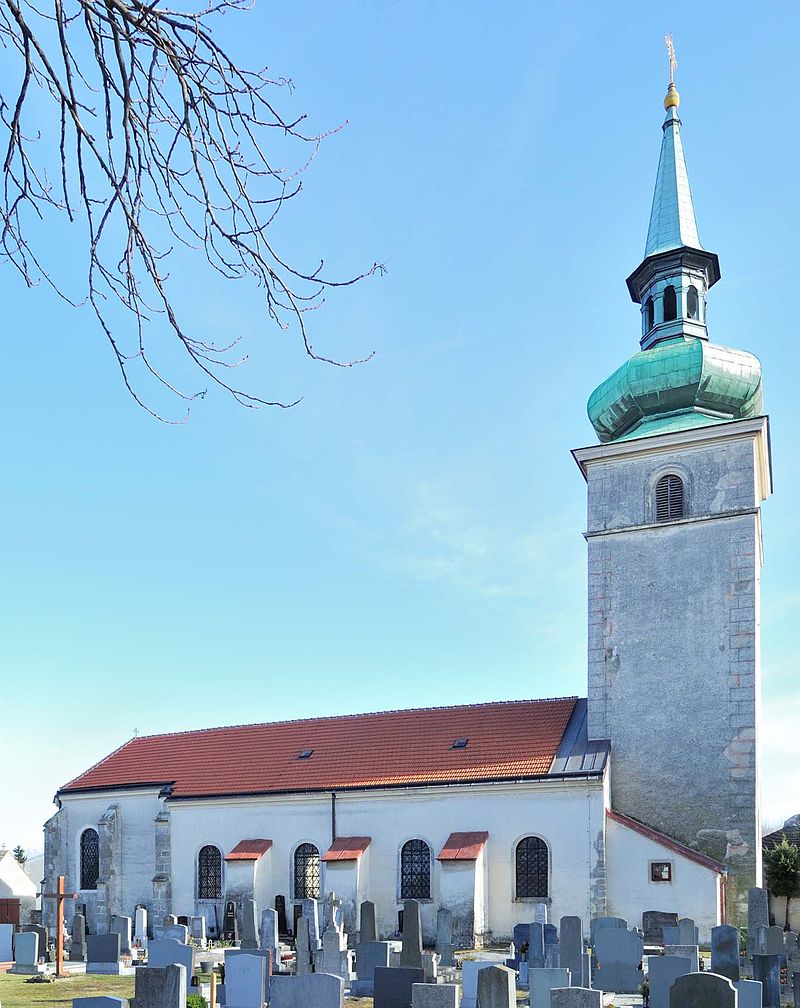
[42,75,770,946]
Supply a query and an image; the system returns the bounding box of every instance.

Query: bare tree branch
[0,0,382,419]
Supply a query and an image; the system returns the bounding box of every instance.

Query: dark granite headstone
[87,933,121,964]
[642,911,679,945]
[711,924,741,982]
[752,954,781,1007]
[373,965,425,1008]
[71,913,87,962]
[20,925,48,961]
[275,895,288,937]
[223,901,238,943]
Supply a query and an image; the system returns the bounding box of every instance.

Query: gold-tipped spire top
[664,34,680,109]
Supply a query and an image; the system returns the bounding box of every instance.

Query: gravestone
[411,983,460,1007]
[240,899,259,950]
[112,915,132,954]
[529,967,571,1008]
[642,912,679,946]
[275,895,289,936]
[507,924,530,970]
[748,889,770,956]
[71,913,88,961]
[670,973,737,1008]
[73,999,130,1008]
[9,931,43,974]
[676,919,698,946]
[764,927,784,956]
[581,953,592,988]
[21,924,48,962]
[132,963,186,1008]
[711,925,741,982]
[734,979,762,1008]
[786,932,800,964]
[147,937,193,980]
[793,974,800,1008]
[225,952,267,1008]
[302,898,322,951]
[461,960,497,1008]
[134,907,148,950]
[592,925,643,993]
[154,924,189,943]
[87,932,132,975]
[646,955,691,1008]
[163,915,178,926]
[295,916,312,975]
[400,899,424,970]
[544,923,560,968]
[270,972,345,1008]
[663,928,680,946]
[373,965,425,1008]
[423,950,440,982]
[319,927,352,982]
[752,954,781,1007]
[223,900,238,943]
[189,915,206,947]
[352,940,391,996]
[0,922,13,962]
[664,945,700,973]
[551,990,601,1008]
[261,908,279,969]
[560,917,583,982]
[529,922,546,968]
[437,908,455,967]
[476,964,516,1007]
[360,900,378,943]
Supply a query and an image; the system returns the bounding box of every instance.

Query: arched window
[80,828,99,890]
[294,843,321,900]
[644,297,655,332]
[655,474,685,522]
[663,285,677,321]
[197,845,222,900]
[687,285,699,320]
[400,839,431,900]
[515,836,548,899]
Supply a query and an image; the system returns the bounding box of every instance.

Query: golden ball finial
[664,81,680,110]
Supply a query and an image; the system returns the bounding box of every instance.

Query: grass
[0,973,135,1006]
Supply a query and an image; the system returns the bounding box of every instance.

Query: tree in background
[12,845,26,865]
[764,836,800,930]
[0,0,381,418]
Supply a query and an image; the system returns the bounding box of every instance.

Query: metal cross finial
[665,34,678,84]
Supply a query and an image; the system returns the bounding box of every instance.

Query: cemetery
[1,28,793,1008]
[2,891,800,1008]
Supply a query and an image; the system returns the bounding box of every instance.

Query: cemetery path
[0,973,135,1006]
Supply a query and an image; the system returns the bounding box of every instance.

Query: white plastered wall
[605,814,722,941]
[168,776,606,943]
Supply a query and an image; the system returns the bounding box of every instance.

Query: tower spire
[644,36,701,257]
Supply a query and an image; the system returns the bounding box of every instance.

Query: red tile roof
[438,831,489,861]
[321,837,372,862]
[60,697,578,799]
[224,839,273,861]
[606,809,727,873]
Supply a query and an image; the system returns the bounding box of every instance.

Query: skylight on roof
[297,748,314,759]
[451,738,468,749]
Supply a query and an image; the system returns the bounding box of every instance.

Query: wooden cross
[665,33,678,84]
[40,876,78,977]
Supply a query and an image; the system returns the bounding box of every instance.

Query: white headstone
[226,952,267,1008]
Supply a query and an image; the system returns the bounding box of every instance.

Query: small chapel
[41,73,771,947]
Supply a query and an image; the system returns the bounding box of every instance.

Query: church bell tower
[573,67,771,923]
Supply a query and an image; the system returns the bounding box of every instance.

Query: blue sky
[1,2,799,851]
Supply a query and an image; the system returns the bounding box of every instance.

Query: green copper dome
[587,336,763,443]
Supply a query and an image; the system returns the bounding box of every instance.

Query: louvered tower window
[516,836,549,899]
[400,839,431,899]
[663,284,677,321]
[80,828,99,890]
[197,845,222,900]
[655,474,684,522]
[645,296,655,332]
[294,843,321,900]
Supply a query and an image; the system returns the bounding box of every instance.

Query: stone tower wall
[580,421,768,923]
